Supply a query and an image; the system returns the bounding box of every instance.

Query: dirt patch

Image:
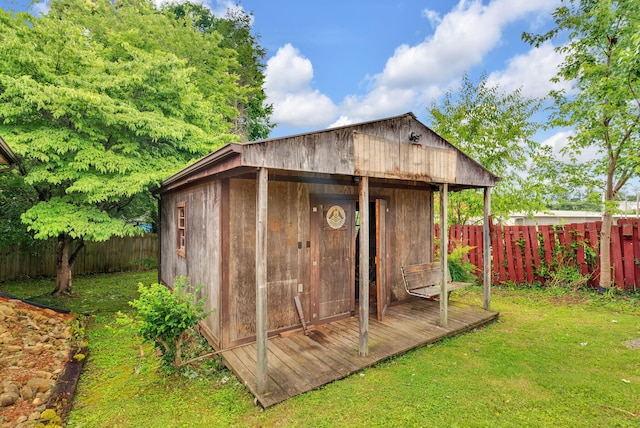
[622,338,640,350]
[0,295,84,427]
[548,294,590,306]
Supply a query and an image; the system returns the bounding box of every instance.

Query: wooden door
[310,199,356,324]
[376,199,390,321]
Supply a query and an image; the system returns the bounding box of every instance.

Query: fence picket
[521,226,534,283]
[633,220,640,292]
[619,219,637,289]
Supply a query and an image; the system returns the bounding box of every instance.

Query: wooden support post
[256,167,268,394]
[483,187,492,310]
[439,183,448,327]
[359,176,369,356]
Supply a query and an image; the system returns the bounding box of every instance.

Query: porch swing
[401,261,471,299]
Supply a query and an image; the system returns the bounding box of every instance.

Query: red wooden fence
[442,219,640,291]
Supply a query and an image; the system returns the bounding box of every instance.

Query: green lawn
[2,272,639,427]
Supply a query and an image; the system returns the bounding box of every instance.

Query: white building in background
[506,209,638,226]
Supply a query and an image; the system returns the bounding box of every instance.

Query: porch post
[256,167,268,393]
[358,176,369,357]
[483,187,492,310]
[439,183,448,327]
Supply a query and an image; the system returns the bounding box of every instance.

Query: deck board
[221,298,498,407]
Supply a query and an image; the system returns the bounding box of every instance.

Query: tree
[427,73,545,224]
[0,0,244,295]
[523,0,640,291]
[163,2,275,140]
[0,171,37,249]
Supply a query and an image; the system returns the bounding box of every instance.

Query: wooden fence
[444,219,640,291]
[4,221,640,291]
[0,234,158,282]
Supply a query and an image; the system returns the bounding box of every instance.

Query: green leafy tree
[0,0,243,295]
[0,171,37,249]
[163,1,275,140]
[428,73,545,224]
[523,0,640,291]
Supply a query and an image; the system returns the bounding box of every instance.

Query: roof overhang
[0,136,19,171]
[159,113,502,194]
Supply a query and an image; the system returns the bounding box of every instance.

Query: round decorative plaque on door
[326,205,346,229]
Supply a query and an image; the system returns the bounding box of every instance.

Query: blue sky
[229,0,569,138]
[1,0,570,148]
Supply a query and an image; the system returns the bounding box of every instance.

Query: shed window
[176,201,186,257]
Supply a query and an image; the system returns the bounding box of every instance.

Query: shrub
[448,241,477,283]
[128,277,209,371]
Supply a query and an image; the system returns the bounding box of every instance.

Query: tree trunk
[54,235,73,296]
[598,210,613,292]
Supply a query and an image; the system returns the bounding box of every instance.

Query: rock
[0,304,15,315]
[20,385,34,400]
[4,345,22,352]
[4,383,19,394]
[32,370,53,380]
[0,391,20,407]
[26,378,53,394]
[24,345,44,355]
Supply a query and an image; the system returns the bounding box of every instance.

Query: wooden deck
[220,299,498,408]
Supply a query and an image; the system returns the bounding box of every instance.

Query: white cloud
[542,129,573,154]
[328,116,353,128]
[206,0,239,18]
[34,2,50,15]
[422,9,442,28]
[149,1,241,18]
[541,129,599,163]
[379,0,558,89]
[336,0,559,125]
[264,44,338,128]
[487,42,569,98]
[264,0,560,130]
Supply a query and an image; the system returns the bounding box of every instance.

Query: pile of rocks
[0,296,74,427]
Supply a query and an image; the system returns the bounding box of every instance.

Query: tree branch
[68,239,85,269]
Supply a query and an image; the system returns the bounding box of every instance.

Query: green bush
[448,241,477,283]
[128,277,208,371]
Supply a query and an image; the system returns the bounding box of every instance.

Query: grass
[2,271,640,427]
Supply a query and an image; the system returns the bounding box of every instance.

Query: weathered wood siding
[226,179,357,345]
[240,114,497,187]
[241,129,355,176]
[224,177,433,346]
[371,186,433,302]
[159,181,222,346]
[353,132,457,182]
[226,178,257,345]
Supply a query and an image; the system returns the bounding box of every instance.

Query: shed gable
[353,131,457,182]
[160,112,500,192]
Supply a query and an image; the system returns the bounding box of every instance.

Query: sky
[224,0,569,139]
[1,0,568,140]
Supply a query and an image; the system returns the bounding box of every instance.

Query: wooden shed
[158,112,500,406]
